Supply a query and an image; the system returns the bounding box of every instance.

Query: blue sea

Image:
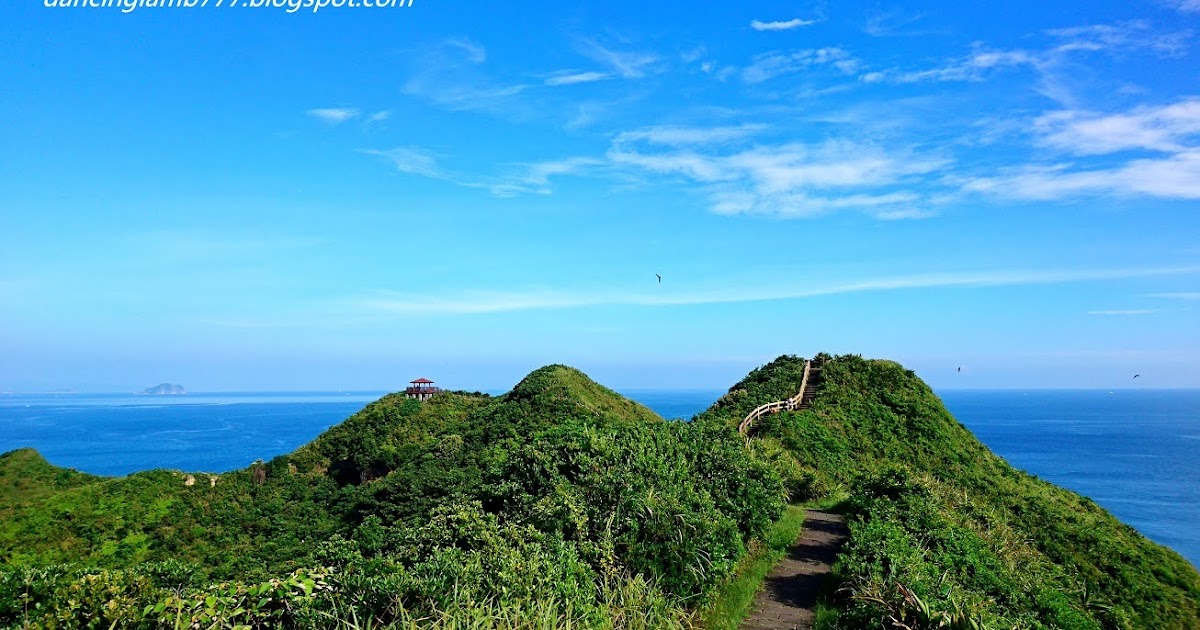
[939,389,1200,570]
[1,388,1196,567]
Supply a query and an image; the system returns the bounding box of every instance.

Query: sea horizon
[4,386,1197,395]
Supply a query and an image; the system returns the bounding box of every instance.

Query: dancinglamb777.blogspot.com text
[44,0,414,14]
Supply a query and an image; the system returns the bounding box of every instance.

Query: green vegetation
[732,355,1200,629]
[697,505,806,630]
[0,365,782,628]
[2,355,1198,628]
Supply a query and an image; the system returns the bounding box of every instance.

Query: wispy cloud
[1034,98,1200,155]
[359,146,445,179]
[1088,309,1156,316]
[614,124,766,146]
[863,10,941,37]
[962,98,1200,201]
[366,110,391,123]
[750,18,815,32]
[743,48,860,83]
[306,108,360,124]
[576,39,660,79]
[1148,291,1200,300]
[360,146,599,198]
[609,131,948,218]
[403,79,530,114]
[402,39,530,115]
[959,151,1200,200]
[1045,21,1188,57]
[860,47,1036,83]
[1174,0,1200,13]
[445,37,487,63]
[484,157,604,197]
[350,265,1200,316]
[544,71,613,86]
[861,22,1188,89]
[680,46,706,63]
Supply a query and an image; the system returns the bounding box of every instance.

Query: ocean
[1,388,1196,568]
[939,389,1200,570]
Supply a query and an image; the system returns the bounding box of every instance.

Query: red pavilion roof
[410,377,435,384]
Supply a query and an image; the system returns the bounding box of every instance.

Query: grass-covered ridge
[740,354,1200,629]
[2,355,1198,628]
[0,364,784,628]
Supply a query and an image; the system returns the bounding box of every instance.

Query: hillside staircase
[738,358,823,435]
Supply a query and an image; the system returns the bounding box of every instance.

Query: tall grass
[315,573,692,630]
[697,505,807,630]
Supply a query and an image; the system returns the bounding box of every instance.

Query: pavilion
[404,378,441,401]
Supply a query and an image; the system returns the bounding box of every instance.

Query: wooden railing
[738,360,812,435]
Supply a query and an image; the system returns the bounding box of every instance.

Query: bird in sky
[1133,374,1140,379]
[957,366,962,373]
[656,273,661,283]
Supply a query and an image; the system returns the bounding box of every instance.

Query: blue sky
[2,0,1198,392]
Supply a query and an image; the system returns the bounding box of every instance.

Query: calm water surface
[939,389,1199,568]
[0,392,382,476]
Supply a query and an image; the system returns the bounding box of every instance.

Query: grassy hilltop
[0,365,783,628]
[1,356,1198,628]
[703,355,1200,629]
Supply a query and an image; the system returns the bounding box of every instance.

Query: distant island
[141,383,185,395]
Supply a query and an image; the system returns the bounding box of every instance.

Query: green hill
[718,354,1200,629]
[1,356,1197,629]
[0,365,782,628]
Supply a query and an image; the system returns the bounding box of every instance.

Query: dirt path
[740,509,849,630]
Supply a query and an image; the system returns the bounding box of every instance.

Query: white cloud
[614,124,766,146]
[1045,21,1188,57]
[609,133,948,218]
[709,189,925,219]
[960,150,1200,200]
[359,146,445,179]
[680,46,706,63]
[608,148,732,182]
[544,71,612,86]
[750,18,815,32]
[360,146,599,198]
[403,78,530,113]
[962,97,1200,202]
[484,157,604,197]
[445,37,487,63]
[367,110,391,123]
[351,265,1200,316]
[863,22,1188,88]
[576,39,660,79]
[863,10,936,37]
[306,108,360,124]
[1088,309,1156,316]
[1175,0,1200,12]
[963,100,1200,200]
[1034,98,1200,155]
[565,101,606,130]
[862,48,1037,84]
[743,48,860,83]
[873,207,940,220]
[402,40,530,115]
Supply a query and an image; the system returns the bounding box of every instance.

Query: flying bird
[1133,374,1140,379]
[957,366,962,373]
[656,273,661,283]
